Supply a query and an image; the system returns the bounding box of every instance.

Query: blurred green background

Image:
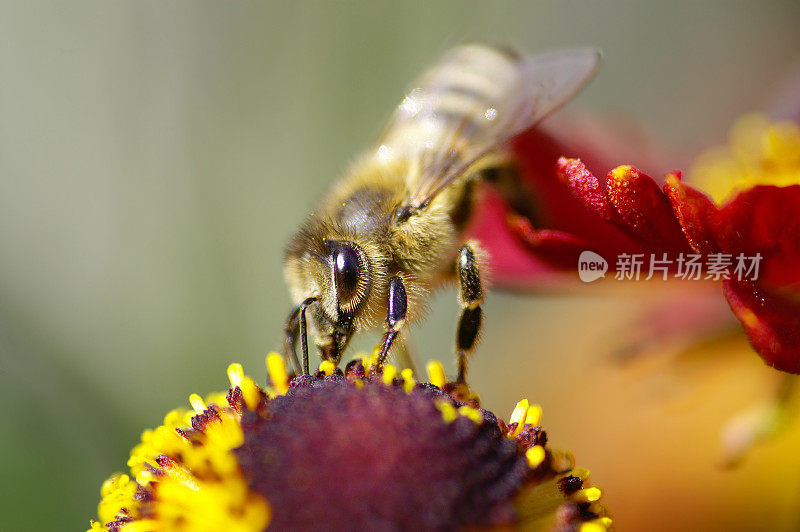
[2,1,800,530]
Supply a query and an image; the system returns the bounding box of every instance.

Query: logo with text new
[578,251,607,282]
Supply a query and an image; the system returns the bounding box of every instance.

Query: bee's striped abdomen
[374,44,599,212]
[377,45,523,190]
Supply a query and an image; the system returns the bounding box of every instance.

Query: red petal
[467,125,648,288]
[605,165,691,254]
[724,280,800,373]
[555,157,616,220]
[510,129,648,254]
[663,172,719,254]
[467,187,562,285]
[714,185,800,287]
[507,213,594,270]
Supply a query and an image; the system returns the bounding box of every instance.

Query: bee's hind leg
[455,241,486,383]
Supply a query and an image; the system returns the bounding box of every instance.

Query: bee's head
[284,222,374,359]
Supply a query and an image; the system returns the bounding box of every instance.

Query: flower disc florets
[90,355,610,531]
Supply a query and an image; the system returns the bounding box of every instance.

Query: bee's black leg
[298,302,312,375]
[455,242,485,383]
[283,307,302,375]
[282,296,318,376]
[375,275,407,371]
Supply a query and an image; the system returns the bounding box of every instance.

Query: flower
[467,115,667,286]
[690,114,800,204]
[552,114,800,374]
[89,353,610,531]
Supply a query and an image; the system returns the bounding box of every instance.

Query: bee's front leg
[455,241,485,383]
[283,296,319,376]
[375,275,407,371]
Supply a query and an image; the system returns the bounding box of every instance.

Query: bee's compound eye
[332,244,362,305]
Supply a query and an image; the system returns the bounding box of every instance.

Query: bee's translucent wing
[376,45,601,212]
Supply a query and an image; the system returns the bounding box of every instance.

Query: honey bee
[283,44,600,380]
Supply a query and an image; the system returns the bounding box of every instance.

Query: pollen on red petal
[605,165,691,254]
[556,157,616,220]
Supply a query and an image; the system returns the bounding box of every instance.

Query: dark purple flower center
[235,375,529,531]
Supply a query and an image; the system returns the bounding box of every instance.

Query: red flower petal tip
[663,173,718,254]
[605,165,690,254]
[556,157,615,220]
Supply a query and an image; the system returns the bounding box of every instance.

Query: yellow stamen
[204,392,228,408]
[579,521,608,532]
[100,473,130,498]
[525,403,543,427]
[381,364,397,385]
[226,363,244,389]
[525,445,546,468]
[400,368,415,393]
[266,352,289,395]
[163,409,184,428]
[571,467,591,481]
[319,360,336,376]
[240,376,260,410]
[426,360,446,388]
[457,405,483,424]
[365,345,381,371]
[134,467,156,487]
[93,362,274,531]
[189,394,207,415]
[158,460,199,490]
[121,519,158,532]
[509,399,529,436]
[435,400,458,423]
[573,486,602,503]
